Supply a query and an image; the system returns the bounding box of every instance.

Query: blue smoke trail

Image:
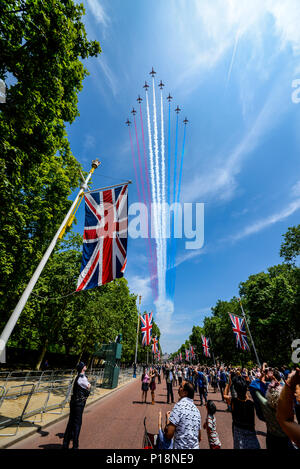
[171,123,187,299]
[168,112,179,299]
[166,100,171,297]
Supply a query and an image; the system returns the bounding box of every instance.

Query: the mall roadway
[10,378,266,449]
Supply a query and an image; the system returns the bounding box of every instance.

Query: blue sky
[67,0,300,353]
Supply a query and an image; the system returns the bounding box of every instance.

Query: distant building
[162,353,169,362]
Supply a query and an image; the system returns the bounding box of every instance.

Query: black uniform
[63,373,90,449]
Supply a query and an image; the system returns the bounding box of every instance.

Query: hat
[76,362,85,373]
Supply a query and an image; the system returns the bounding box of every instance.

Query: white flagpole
[0,159,101,363]
[238,298,261,368]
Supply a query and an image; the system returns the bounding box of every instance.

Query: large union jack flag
[229,313,250,351]
[152,336,158,355]
[190,345,195,359]
[140,312,153,346]
[76,185,128,291]
[202,336,210,357]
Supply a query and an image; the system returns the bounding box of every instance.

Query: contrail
[226,29,240,89]
[139,102,158,299]
[171,123,187,298]
[134,114,157,299]
[152,78,164,299]
[146,90,162,299]
[160,89,167,299]
[169,111,179,299]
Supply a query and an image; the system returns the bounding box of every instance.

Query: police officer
[62,362,91,449]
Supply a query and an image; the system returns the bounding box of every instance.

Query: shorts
[142,382,149,391]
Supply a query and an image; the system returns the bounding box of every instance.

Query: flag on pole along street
[190,345,195,359]
[76,184,128,291]
[179,352,182,362]
[185,349,189,361]
[201,336,210,357]
[152,336,158,354]
[228,313,250,351]
[140,312,153,346]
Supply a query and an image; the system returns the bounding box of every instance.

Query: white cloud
[230,198,300,241]
[183,75,290,204]
[172,0,300,88]
[291,180,300,197]
[86,0,109,26]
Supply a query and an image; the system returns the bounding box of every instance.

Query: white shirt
[169,397,201,449]
[78,373,90,390]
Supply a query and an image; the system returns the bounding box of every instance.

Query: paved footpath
[9,378,267,449]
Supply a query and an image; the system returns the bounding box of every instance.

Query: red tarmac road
[10,378,267,449]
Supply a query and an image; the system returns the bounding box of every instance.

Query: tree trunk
[35,338,49,371]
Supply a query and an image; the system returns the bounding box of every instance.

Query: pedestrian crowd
[141,361,300,450]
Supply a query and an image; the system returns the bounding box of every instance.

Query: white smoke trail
[152,79,164,299]
[145,91,162,298]
[160,90,167,298]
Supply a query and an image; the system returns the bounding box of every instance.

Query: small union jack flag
[179,353,182,362]
[229,313,250,351]
[185,349,189,361]
[77,184,128,291]
[202,336,210,357]
[140,312,153,346]
[190,345,195,359]
[152,336,158,355]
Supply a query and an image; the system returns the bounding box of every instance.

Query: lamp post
[133,295,141,378]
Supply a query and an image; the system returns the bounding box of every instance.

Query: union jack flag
[185,349,189,361]
[202,336,210,357]
[190,345,195,359]
[77,185,128,291]
[179,353,182,362]
[152,336,158,355]
[157,350,161,361]
[229,313,250,351]
[140,312,153,346]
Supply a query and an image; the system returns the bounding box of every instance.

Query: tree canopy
[171,226,300,367]
[0,0,101,321]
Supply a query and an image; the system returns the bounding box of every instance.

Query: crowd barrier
[0,366,139,437]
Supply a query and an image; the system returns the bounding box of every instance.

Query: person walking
[149,368,157,405]
[218,367,227,402]
[166,365,174,404]
[141,368,150,403]
[164,381,201,449]
[197,367,207,406]
[62,362,91,450]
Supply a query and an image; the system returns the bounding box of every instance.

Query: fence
[0,366,137,437]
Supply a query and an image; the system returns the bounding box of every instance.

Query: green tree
[0,1,101,324]
[280,225,300,264]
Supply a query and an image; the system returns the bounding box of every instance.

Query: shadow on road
[38,443,62,449]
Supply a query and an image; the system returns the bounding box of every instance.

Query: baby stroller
[143,417,157,449]
[143,417,174,449]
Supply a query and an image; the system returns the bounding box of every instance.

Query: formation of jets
[125,69,188,127]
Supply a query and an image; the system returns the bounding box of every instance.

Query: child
[156,411,174,449]
[203,400,221,449]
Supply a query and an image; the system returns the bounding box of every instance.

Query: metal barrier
[0,366,135,437]
[0,384,35,437]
